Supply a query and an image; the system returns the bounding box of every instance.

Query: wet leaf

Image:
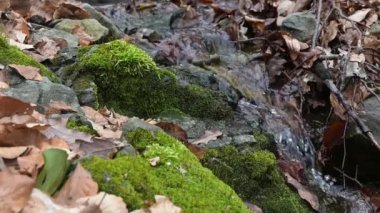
[284,173,319,211]
[54,164,98,206]
[155,121,188,142]
[322,120,346,150]
[0,170,35,213]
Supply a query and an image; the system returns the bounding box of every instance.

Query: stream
[77,1,375,212]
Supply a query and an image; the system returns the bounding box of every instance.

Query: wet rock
[54,19,109,42]
[178,64,240,105]
[281,12,316,41]
[137,28,161,42]
[4,78,81,111]
[31,28,79,47]
[82,3,123,39]
[51,47,78,66]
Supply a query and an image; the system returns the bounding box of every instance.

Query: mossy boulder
[82,129,249,212]
[201,143,310,213]
[63,39,231,119]
[0,36,58,82]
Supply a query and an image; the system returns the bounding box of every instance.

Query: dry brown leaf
[29,0,60,22]
[244,16,266,32]
[321,20,338,47]
[133,195,182,213]
[9,64,42,81]
[45,100,76,115]
[72,25,95,45]
[0,146,29,159]
[23,188,83,212]
[350,53,365,63]
[155,121,188,143]
[0,0,10,11]
[149,156,160,167]
[0,96,36,117]
[364,11,378,27]
[75,138,117,158]
[284,173,319,211]
[330,93,346,120]
[282,34,300,61]
[4,11,30,42]
[35,37,67,59]
[0,82,9,89]
[55,164,98,206]
[81,106,108,125]
[53,2,90,20]
[17,147,44,177]
[0,170,35,212]
[348,8,371,23]
[76,192,128,213]
[8,39,34,50]
[190,130,223,145]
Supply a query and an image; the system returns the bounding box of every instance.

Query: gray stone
[31,28,79,47]
[281,12,316,41]
[54,19,109,42]
[82,3,123,39]
[119,143,138,156]
[233,134,256,145]
[5,78,81,111]
[370,21,380,34]
[358,96,380,142]
[72,76,99,108]
[122,117,162,134]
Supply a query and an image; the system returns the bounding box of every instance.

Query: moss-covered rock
[66,114,97,135]
[0,36,58,82]
[82,129,249,212]
[201,144,310,213]
[64,39,231,119]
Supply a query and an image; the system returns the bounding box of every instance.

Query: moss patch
[66,115,97,135]
[0,36,58,82]
[202,144,309,213]
[66,40,231,119]
[82,129,249,212]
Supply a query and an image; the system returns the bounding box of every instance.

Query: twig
[312,0,323,48]
[319,55,340,60]
[333,167,363,188]
[324,79,380,151]
[341,116,349,189]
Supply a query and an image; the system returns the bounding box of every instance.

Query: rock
[4,78,81,111]
[51,47,78,67]
[82,129,250,212]
[122,117,162,133]
[281,12,316,41]
[178,64,240,105]
[31,28,79,47]
[361,96,380,142]
[370,21,380,34]
[233,134,256,145]
[54,19,109,42]
[82,3,123,39]
[118,143,138,156]
[72,76,99,108]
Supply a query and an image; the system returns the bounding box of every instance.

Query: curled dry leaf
[17,147,44,177]
[329,93,346,120]
[348,8,371,23]
[149,156,160,167]
[283,34,301,61]
[132,195,182,213]
[190,130,223,145]
[35,37,68,59]
[0,146,29,159]
[54,164,98,206]
[53,2,90,20]
[0,0,10,11]
[321,20,338,47]
[76,192,128,213]
[155,121,188,143]
[9,64,42,81]
[0,170,35,213]
[29,0,59,22]
[284,173,319,211]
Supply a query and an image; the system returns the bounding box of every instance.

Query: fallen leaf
[282,34,301,62]
[190,130,222,145]
[53,2,90,20]
[348,8,371,23]
[55,164,98,206]
[8,39,34,50]
[17,147,44,177]
[35,37,67,59]
[149,156,160,167]
[75,138,117,158]
[284,173,319,211]
[9,64,42,81]
[72,25,94,45]
[132,195,182,213]
[155,122,188,142]
[350,53,365,63]
[329,93,346,120]
[0,0,10,11]
[0,96,36,117]
[45,100,77,115]
[321,20,339,47]
[29,0,59,22]
[0,146,29,159]
[0,170,35,213]
[76,192,128,213]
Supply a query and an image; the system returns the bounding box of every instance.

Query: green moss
[202,145,310,213]
[252,129,277,152]
[0,36,59,82]
[82,129,249,212]
[66,115,97,135]
[67,40,231,119]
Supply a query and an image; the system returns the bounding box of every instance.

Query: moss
[66,115,97,135]
[82,129,249,212]
[202,145,310,213]
[0,36,59,82]
[252,128,277,152]
[67,39,231,119]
